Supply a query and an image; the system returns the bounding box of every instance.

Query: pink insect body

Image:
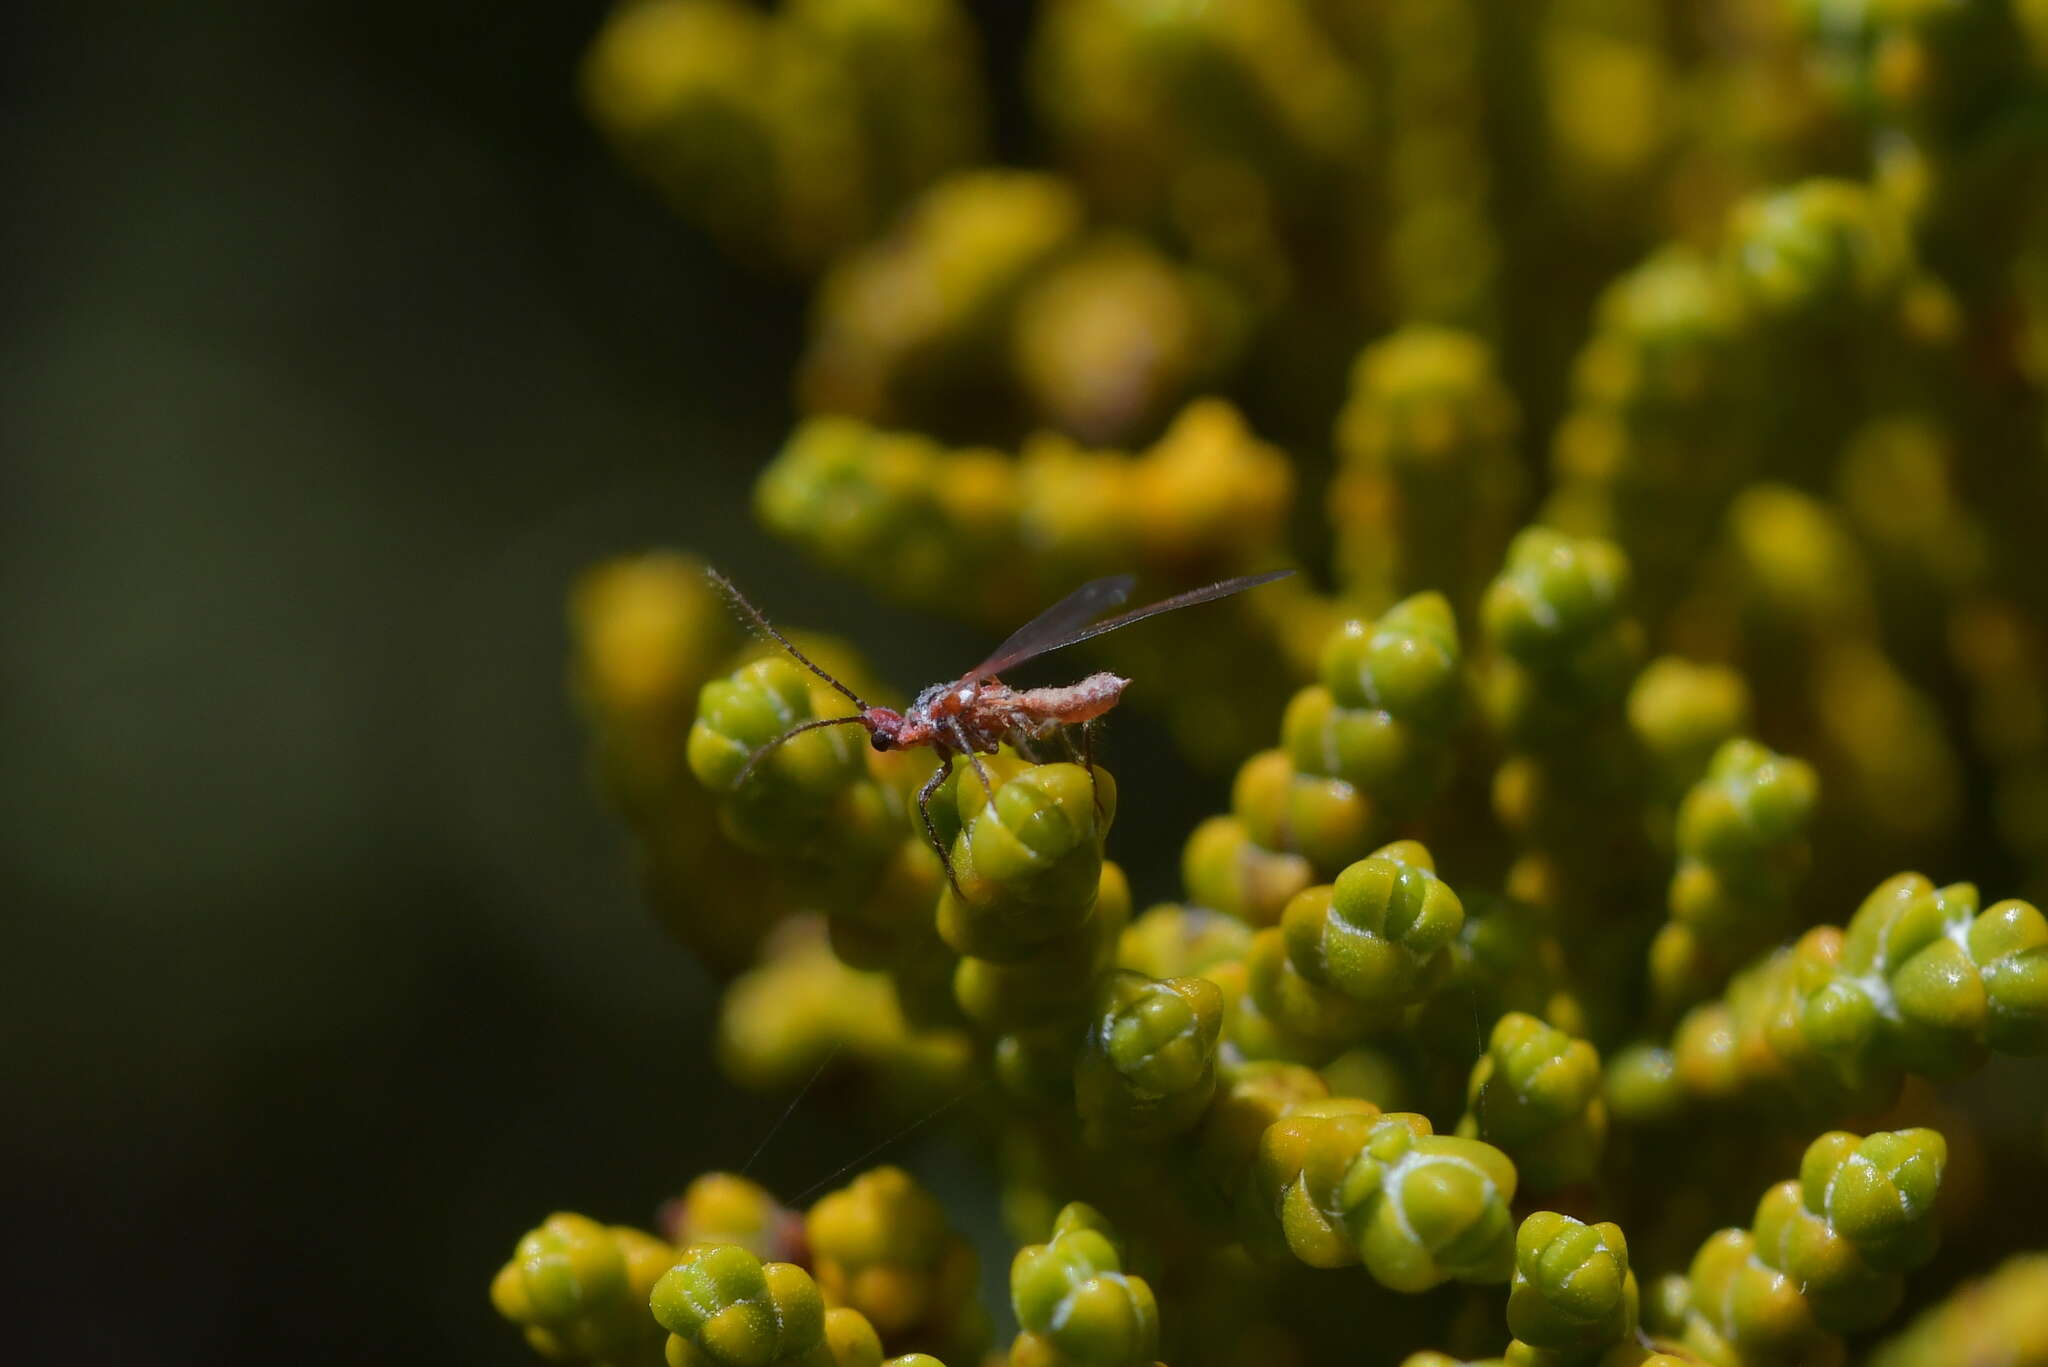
[710,568,1293,891]
[873,673,1129,755]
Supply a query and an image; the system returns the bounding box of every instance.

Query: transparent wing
[968,569,1293,680]
[967,574,1136,681]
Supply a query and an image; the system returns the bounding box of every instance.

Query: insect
[710,567,1294,892]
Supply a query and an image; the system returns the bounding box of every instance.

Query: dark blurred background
[3,2,1046,1360]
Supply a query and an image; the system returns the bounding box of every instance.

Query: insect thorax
[905,680,1023,754]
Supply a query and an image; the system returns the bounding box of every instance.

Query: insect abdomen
[1016,672,1129,725]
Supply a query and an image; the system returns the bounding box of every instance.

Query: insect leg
[1080,721,1102,819]
[1008,723,1050,765]
[917,752,962,898]
[1049,724,1103,821]
[946,718,993,799]
[1055,725,1083,765]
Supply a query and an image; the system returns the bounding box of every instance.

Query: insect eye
[871,733,892,752]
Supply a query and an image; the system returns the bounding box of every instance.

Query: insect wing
[969,569,1294,679]
[966,574,1135,681]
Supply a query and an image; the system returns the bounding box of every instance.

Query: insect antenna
[707,569,870,711]
[731,714,869,789]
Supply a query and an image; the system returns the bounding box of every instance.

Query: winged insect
[710,568,1294,891]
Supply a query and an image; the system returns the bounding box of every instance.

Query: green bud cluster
[688,655,939,977]
[716,917,969,1093]
[651,1243,939,1367]
[1008,1203,1160,1367]
[1650,737,1819,1015]
[1282,593,1464,827]
[753,405,1306,763]
[1868,1251,2048,1367]
[491,1213,675,1367]
[1658,1128,1948,1364]
[689,657,870,854]
[1115,904,1254,982]
[1233,1096,1378,1266]
[1400,1213,1703,1360]
[764,381,1295,620]
[1701,481,1968,886]
[1481,529,1642,748]
[573,554,743,823]
[1380,0,1498,327]
[1179,777,1320,933]
[1220,840,1465,1064]
[1504,1214,1638,1365]
[806,1166,985,1362]
[1804,635,1964,881]
[1481,529,1648,933]
[652,1244,832,1367]
[1533,180,1971,903]
[662,1173,799,1262]
[1717,484,1882,647]
[1187,597,1464,928]
[1626,658,1753,809]
[1005,237,1245,446]
[569,554,771,974]
[1460,1014,1607,1194]
[801,160,1235,438]
[1615,871,2048,1120]
[581,0,985,270]
[754,417,1030,616]
[1834,417,1989,634]
[1075,970,1225,1145]
[1724,179,1917,333]
[1028,0,1370,307]
[951,865,1127,1036]
[1717,182,1967,552]
[952,877,1127,1037]
[1543,249,1747,620]
[936,755,1130,1063]
[1330,328,1525,616]
[1797,875,2048,1076]
[1243,1101,1519,1292]
[937,759,1113,958]
[1282,840,1464,1004]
